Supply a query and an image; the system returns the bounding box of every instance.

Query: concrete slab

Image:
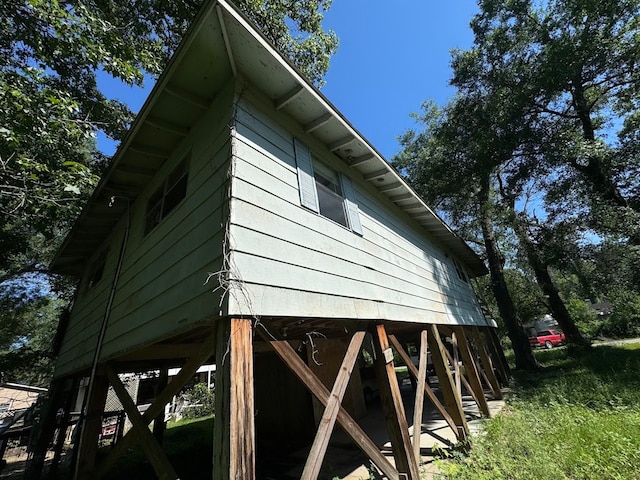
[277,381,505,480]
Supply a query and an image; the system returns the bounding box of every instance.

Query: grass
[105,415,214,479]
[434,342,640,480]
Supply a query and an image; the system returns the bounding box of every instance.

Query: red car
[529,329,566,349]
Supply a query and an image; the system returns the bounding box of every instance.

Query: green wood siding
[227,95,486,326]
[55,86,235,377]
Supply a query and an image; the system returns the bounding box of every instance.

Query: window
[313,161,348,227]
[144,156,189,235]
[87,249,108,289]
[293,138,363,235]
[453,258,468,283]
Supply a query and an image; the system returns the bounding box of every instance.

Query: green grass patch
[105,415,214,479]
[435,342,640,479]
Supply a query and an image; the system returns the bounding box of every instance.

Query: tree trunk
[479,179,540,370]
[513,219,590,347]
[570,80,632,211]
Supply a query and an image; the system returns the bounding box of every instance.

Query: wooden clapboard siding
[54,86,235,377]
[227,96,485,325]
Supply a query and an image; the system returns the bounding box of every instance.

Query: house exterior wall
[54,82,236,377]
[227,90,487,326]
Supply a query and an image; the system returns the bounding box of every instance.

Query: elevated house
[32,1,509,479]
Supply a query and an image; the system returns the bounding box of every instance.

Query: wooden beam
[129,143,170,159]
[388,335,458,437]
[256,326,400,480]
[469,327,502,399]
[217,5,237,76]
[24,379,65,480]
[443,344,481,410]
[117,344,197,361]
[327,135,356,152]
[363,168,390,181]
[153,368,169,444]
[105,365,178,480]
[275,84,304,110]
[115,164,156,177]
[389,192,414,202]
[452,326,490,418]
[304,112,332,133]
[451,332,461,399]
[412,331,428,461]
[378,181,403,193]
[426,325,468,442]
[486,328,511,385]
[213,318,255,480]
[145,115,189,136]
[94,329,218,479]
[165,84,211,110]
[75,374,109,479]
[373,325,420,480]
[348,153,374,168]
[301,331,365,480]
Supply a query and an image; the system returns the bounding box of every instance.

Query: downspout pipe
[74,198,131,478]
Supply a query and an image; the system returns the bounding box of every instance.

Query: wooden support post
[452,327,490,418]
[442,346,480,409]
[51,378,78,474]
[301,331,365,480]
[470,328,502,399]
[389,334,459,437]
[451,333,461,399]
[24,379,65,480]
[256,326,400,480]
[426,325,468,442]
[213,318,255,480]
[153,367,169,444]
[75,373,109,480]
[412,331,428,461]
[105,365,178,480]
[372,324,420,480]
[94,329,218,479]
[485,328,511,386]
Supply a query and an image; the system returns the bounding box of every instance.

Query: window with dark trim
[87,249,108,290]
[293,138,363,235]
[144,156,189,235]
[313,161,348,227]
[453,258,469,283]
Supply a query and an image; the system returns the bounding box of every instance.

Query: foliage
[1,0,338,386]
[0,277,64,386]
[437,343,640,479]
[180,383,214,420]
[598,290,640,339]
[565,297,600,339]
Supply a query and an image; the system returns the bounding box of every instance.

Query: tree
[395,95,541,370]
[466,0,640,241]
[1,0,339,384]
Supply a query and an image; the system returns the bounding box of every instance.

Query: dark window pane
[163,174,188,217]
[316,181,347,227]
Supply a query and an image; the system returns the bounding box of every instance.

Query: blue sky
[321,1,479,159]
[98,2,479,159]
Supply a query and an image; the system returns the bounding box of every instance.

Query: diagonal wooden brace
[105,364,178,480]
[94,329,218,479]
[301,331,366,480]
[256,326,400,480]
[388,334,459,437]
[372,324,420,480]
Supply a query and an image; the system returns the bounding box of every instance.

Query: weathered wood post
[372,324,420,479]
[213,317,255,480]
[426,325,469,442]
[74,373,109,479]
